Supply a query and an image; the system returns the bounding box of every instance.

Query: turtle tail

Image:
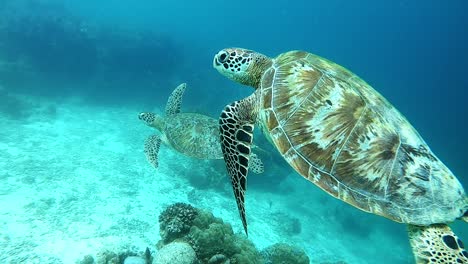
[408,224,467,263]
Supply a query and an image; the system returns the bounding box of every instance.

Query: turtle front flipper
[408,224,467,263]
[249,153,264,174]
[144,134,162,169]
[165,83,186,116]
[219,95,258,235]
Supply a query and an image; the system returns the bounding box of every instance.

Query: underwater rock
[159,202,198,243]
[261,243,309,264]
[153,242,197,264]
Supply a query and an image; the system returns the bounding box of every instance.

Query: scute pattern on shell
[258,50,467,225]
[165,113,223,159]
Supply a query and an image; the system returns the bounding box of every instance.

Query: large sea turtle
[213,48,467,263]
[139,83,264,174]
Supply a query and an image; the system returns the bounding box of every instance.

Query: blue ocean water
[0,0,467,263]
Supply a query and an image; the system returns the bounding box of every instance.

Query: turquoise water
[0,1,467,263]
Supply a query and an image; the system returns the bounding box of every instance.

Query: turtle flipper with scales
[138,83,264,174]
[144,134,162,169]
[213,48,467,263]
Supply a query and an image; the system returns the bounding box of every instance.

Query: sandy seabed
[0,94,440,264]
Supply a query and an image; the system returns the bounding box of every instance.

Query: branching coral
[158,202,198,243]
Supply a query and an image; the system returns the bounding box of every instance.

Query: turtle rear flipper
[408,224,467,263]
[165,83,186,116]
[249,153,264,174]
[219,95,257,236]
[462,210,468,223]
[144,134,162,169]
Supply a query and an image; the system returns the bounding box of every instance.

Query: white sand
[0,95,424,264]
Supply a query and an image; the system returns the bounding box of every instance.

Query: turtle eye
[218,51,229,63]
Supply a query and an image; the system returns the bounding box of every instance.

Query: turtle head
[139,112,163,131]
[213,48,272,89]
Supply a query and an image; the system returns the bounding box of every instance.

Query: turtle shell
[257,50,467,225]
[164,113,222,159]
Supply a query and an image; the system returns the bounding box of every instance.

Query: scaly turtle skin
[142,112,222,159]
[213,48,467,263]
[139,83,264,174]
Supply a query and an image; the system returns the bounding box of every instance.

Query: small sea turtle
[213,48,467,263]
[139,83,264,174]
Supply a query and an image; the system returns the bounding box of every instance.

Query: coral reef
[158,202,198,243]
[158,203,263,264]
[186,222,237,262]
[153,242,197,264]
[261,243,310,264]
[76,248,152,264]
[76,203,309,264]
